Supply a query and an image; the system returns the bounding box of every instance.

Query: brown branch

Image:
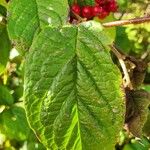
[110,44,133,90]
[102,16,150,28]
[71,12,87,23]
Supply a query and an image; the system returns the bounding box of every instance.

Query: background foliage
[0,0,150,149]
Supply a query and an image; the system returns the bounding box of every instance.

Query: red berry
[81,6,93,19]
[104,0,118,12]
[95,0,102,4]
[92,6,103,16]
[71,4,81,15]
[95,0,107,5]
[109,2,118,12]
[98,9,109,19]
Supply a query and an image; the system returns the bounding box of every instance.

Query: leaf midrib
[74,27,83,150]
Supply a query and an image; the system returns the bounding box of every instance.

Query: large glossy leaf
[24,21,125,149]
[7,0,69,50]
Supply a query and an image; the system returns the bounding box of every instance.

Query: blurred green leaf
[125,24,150,55]
[130,138,150,150]
[0,5,7,16]
[77,0,95,6]
[115,27,132,54]
[84,0,95,6]
[0,106,30,141]
[0,0,8,8]
[27,142,46,150]
[68,0,74,5]
[142,85,150,92]
[0,25,11,75]
[12,86,23,102]
[3,147,16,150]
[0,85,14,106]
[94,14,116,40]
[123,137,150,150]
[123,143,145,150]
[25,131,46,150]
[117,0,128,10]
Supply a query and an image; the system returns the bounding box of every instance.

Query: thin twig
[118,11,126,20]
[141,50,150,60]
[103,16,150,28]
[72,12,87,23]
[110,44,133,90]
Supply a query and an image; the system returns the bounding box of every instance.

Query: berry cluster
[70,0,118,22]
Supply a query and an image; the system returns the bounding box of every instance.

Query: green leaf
[0,25,11,74]
[0,106,30,141]
[0,85,14,106]
[142,85,150,93]
[84,0,95,6]
[0,0,8,8]
[12,85,23,102]
[115,27,132,54]
[68,0,74,5]
[0,5,7,16]
[26,130,46,150]
[77,0,95,6]
[7,0,69,51]
[24,21,125,149]
[117,0,128,10]
[27,142,46,150]
[123,144,134,150]
[94,14,116,39]
[123,138,150,150]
